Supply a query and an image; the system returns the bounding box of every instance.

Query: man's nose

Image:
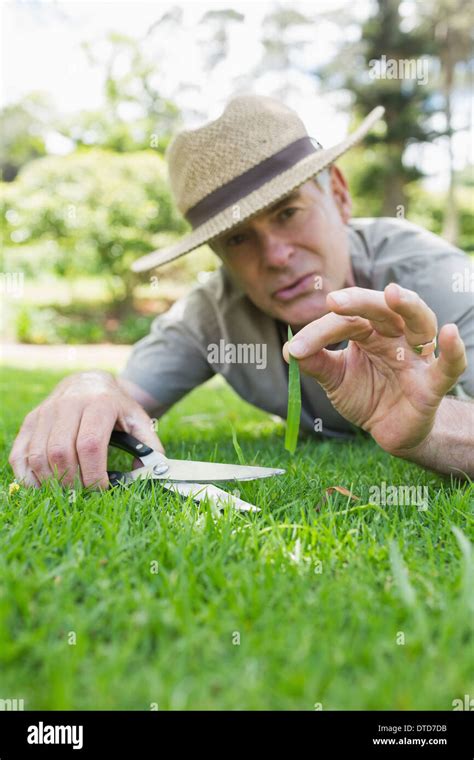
[259,232,294,268]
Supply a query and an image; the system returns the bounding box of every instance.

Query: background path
[1,342,131,371]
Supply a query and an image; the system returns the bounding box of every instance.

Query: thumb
[283,342,345,394]
[429,323,467,397]
[123,412,166,466]
[130,413,165,470]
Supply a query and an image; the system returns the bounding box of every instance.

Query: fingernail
[330,291,349,306]
[288,337,306,357]
[390,283,406,301]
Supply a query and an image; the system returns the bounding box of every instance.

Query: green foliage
[0,93,50,181]
[75,31,181,152]
[14,304,154,345]
[318,0,472,218]
[339,146,474,250]
[15,307,66,345]
[1,149,188,303]
[407,184,474,254]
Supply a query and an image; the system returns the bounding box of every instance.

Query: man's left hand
[282,284,467,457]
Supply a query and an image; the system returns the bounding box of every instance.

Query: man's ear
[329,165,352,223]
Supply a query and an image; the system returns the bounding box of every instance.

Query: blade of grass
[285,325,302,455]
[230,425,246,465]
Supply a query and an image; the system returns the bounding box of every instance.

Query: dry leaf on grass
[315,485,360,511]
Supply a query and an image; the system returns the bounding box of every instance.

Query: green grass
[0,365,472,710]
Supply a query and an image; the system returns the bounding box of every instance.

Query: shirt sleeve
[366,218,474,398]
[118,289,215,408]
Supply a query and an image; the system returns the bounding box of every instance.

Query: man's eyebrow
[215,189,303,250]
[265,189,302,215]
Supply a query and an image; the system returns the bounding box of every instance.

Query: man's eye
[278,207,298,221]
[227,233,247,247]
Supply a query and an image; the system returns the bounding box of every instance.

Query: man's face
[212,167,354,330]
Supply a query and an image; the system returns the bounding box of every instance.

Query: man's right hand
[8,371,165,490]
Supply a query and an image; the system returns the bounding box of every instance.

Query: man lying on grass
[9,95,473,488]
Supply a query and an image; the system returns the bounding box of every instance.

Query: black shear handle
[107,430,154,487]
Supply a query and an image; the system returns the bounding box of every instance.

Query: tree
[0,93,50,181]
[60,32,182,154]
[417,0,473,243]
[198,9,245,71]
[317,0,472,229]
[1,149,188,307]
[330,0,440,215]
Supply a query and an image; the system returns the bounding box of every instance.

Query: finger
[124,410,166,456]
[327,287,405,337]
[284,312,373,359]
[26,403,58,485]
[128,412,165,470]
[8,410,41,488]
[46,404,84,487]
[283,343,345,393]
[384,283,438,346]
[75,401,118,490]
[428,323,467,397]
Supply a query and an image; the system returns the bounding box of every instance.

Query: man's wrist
[390,397,473,479]
[390,425,435,466]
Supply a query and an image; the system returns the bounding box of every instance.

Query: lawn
[0,365,472,710]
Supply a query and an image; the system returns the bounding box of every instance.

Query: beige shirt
[120,217,474,439]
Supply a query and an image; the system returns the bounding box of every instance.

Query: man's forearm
[396,397,474,479]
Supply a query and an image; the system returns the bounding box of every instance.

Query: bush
[14,304,154,345]
[1,148,188,302]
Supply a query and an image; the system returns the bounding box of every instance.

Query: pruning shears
[107,430,285,513]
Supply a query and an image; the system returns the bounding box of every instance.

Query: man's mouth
[273,272,318,302]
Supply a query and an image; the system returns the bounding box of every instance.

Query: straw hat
[131,95,385,272]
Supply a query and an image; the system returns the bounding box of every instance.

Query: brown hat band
[184,135,321,228]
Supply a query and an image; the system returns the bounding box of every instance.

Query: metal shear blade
[160,481,260,513]
[123,459,284,483]
[107,430,284,512]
